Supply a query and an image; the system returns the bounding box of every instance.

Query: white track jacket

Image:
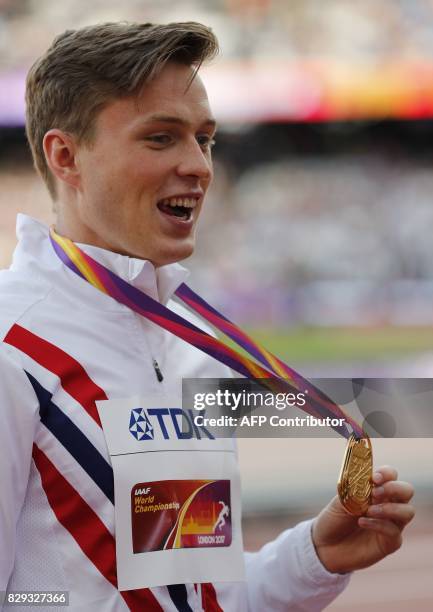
[0,215,349,611]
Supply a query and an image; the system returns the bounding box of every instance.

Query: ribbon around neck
[49,228,364,439]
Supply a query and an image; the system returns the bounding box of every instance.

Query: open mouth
[157,197,197,221]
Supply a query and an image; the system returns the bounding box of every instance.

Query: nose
[176,139,213,182]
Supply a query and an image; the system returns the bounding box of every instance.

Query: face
[67,63,215,266]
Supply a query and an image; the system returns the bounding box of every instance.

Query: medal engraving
[337,434,373,516]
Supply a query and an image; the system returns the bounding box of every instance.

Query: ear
[43,129,81,191]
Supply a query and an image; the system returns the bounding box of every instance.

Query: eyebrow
[143,114,217,130]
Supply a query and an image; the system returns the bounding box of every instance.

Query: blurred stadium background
[0,1,432,609]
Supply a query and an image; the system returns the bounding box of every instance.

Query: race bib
[96,395,245,591]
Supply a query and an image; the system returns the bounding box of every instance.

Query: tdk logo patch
[129,408,154,441]
[129,407,214,441]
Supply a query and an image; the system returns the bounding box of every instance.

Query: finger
[367,502,415,527]
[372,480,414,503]
[373,465,398,485]
[358,517,403,552]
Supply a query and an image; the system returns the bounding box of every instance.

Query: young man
[0,22,414,611]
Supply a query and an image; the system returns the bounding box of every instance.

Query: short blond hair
[25,21,218,199]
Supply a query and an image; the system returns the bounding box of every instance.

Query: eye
[196,134,216,151]
[144,134,174,147]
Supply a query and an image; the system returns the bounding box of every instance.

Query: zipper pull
[152,359,164,382]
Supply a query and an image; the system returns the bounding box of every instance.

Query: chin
[153,241,195,267]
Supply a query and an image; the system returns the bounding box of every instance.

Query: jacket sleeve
[0,345,39,595]
[244,519,350,611]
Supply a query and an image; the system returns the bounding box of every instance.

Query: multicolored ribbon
[49,228,364,439]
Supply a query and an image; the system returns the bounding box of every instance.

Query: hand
[311,465,415,574]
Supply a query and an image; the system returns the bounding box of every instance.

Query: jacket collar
[12,214,190,306]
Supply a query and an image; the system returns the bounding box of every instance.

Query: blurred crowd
[2,0,433,70]
[193,153,433,326]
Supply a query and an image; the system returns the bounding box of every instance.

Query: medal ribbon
[49,228,363,439]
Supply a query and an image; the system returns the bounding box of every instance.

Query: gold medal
[337,434,373,516]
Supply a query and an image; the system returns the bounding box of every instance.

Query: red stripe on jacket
[201,583,224,612]
[5,324,105,425]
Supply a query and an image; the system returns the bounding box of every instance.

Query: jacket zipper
[152,358,164,382]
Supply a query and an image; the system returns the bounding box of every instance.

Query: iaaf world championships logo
[129,407,215,441]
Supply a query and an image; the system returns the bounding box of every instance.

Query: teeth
[159,197,197,208]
